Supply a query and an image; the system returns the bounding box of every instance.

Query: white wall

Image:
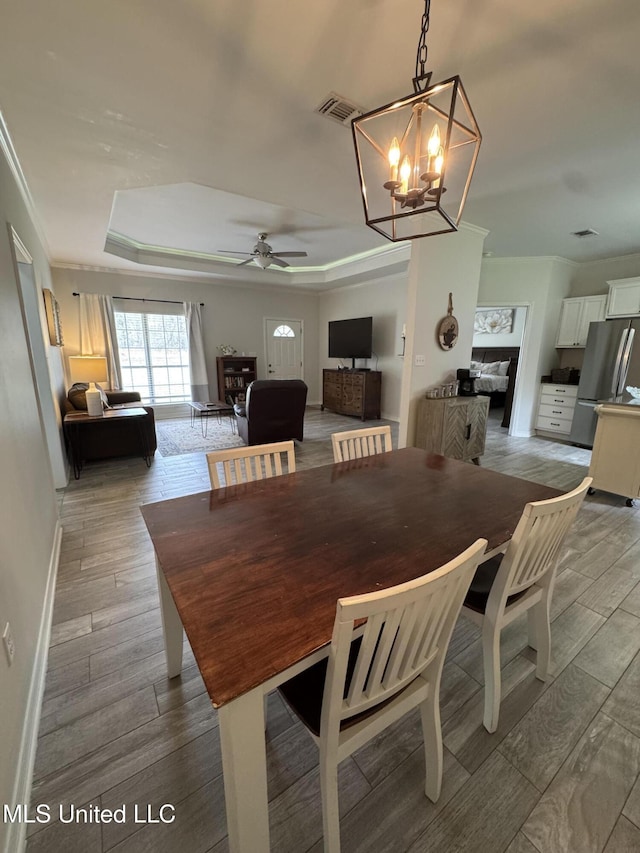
[478,257,573,435]
[570,252,640,297]
[317,271,408,419]
[400,225,487,446]
[0,142,62,853]
[52,268,321,403]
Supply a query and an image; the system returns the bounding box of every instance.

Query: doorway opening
[472,305,527,433]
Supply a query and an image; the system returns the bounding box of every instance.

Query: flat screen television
[328,316,373,368]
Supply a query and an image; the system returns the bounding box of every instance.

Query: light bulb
[427,124,441,157]
[435,147,444,174]
[400,155,411,193]
[388,137,400,181]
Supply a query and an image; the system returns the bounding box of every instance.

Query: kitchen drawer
[536,415,573,434]
[540,384,578,399]
[541,392,577,408]
[538,402,575,420]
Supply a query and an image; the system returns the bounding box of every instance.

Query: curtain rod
[72,293,204,307]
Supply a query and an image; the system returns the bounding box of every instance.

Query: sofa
[233,379,308,446]
[62,383,157,462]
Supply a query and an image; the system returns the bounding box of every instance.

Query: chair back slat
[331,426,392,463]
[323,539,487,727]
[494,478,591,599]
[207,440,296,489]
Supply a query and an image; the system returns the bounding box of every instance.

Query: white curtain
[184,302,210,401]
[78,293,122,390]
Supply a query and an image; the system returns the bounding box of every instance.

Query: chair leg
[482,622,502,733]
[319,752,341,853]
[420,696,443,802]
[527,608,538,651]
[532,601,551,681]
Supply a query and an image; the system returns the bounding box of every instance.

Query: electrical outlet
[3,622,15,666]
[414,354,426,366]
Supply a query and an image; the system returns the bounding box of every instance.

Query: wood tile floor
[27,407,640,852]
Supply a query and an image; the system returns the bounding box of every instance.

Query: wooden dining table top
[141,447,560,708]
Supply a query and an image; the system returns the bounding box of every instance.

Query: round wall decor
[437,293,459,350]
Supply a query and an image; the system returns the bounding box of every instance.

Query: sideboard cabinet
[414,395,490,464]
[321,369,381,421]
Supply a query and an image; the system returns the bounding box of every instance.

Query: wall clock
[437,293,458,350]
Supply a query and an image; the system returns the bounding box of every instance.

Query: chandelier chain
[415,0,431,84]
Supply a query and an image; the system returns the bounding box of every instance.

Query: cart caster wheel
[626,498,634,508]
[587,487,595,496]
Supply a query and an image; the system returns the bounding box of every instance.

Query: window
[115,311,190,404]
[273,324,295,337]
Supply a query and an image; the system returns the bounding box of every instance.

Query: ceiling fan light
[255,255,271,269]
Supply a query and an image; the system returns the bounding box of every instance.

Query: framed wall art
[43,288,64,346]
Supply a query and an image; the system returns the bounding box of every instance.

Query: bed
[471,346,520,428]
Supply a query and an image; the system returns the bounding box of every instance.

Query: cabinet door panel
[556,300,582,347]
[466,401,488,458]
[442,404,468,459]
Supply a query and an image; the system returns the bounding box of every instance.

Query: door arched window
[273,324,295,338]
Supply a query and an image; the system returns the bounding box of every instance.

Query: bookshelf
[216,356,257,405]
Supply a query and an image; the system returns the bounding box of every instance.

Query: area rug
[156,409,398,470]
[156,417,244,457]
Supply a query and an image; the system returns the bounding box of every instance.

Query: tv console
[321,368,381,421]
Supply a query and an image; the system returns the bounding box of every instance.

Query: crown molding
[102,229,411,288]
[0,110,51,259]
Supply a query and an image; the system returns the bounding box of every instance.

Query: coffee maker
[456,368,476,396]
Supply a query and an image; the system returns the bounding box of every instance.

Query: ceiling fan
[217,233,308,270]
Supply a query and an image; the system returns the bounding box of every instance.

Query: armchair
[233,379,308,446]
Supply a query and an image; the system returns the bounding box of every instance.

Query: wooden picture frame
[43,288,63,346]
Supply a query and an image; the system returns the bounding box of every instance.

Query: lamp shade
[68,355,108,385]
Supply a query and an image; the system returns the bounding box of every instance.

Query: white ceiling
[2,0,640,289]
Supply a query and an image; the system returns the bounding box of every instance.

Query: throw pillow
[482,361,502,375]
[498,360,510,376]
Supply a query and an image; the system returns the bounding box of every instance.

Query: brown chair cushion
[463,555,527,614]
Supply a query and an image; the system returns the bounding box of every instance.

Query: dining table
[140,446,561,853]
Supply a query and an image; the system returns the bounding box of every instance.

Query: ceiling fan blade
[236,257,255,266]
[269,257,289,268]
[217,250,253,256]
[271,251,308,258]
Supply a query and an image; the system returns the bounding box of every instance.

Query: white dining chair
[462,476,592,733]
[331,425,392,463]
[206,440,296,489]
[278,537,487,853]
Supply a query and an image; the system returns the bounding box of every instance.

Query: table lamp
[68,356,108,416]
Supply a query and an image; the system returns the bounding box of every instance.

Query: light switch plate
[415,355,426,366]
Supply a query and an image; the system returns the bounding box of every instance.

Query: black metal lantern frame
[352,2,481,242]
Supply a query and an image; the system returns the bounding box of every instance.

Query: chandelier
[352,0,481,242]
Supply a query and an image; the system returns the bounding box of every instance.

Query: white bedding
[474,374,509,393]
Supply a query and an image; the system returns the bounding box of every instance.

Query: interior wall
[52,268,321,403]
[400,225,487,447]
[478,257,573,435]
[317,271,408,419]
[0,144,61,853]
[569,252,640,297]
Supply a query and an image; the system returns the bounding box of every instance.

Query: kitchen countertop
[597,393,640,408]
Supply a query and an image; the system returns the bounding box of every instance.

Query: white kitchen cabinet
[556,295,606,347]
[606,277,640,318]
[589,403,640,505]
[535,384,578,435]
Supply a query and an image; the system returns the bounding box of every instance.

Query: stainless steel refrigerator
[569,318,640,447]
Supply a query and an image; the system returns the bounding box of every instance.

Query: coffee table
[188,401,236,437]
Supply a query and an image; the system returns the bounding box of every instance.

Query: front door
[265,318,303,380]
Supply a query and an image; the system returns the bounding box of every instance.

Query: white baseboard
[3,520,62,853]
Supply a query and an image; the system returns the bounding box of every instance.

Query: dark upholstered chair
[62,384,157,462]
[233,379,307,446]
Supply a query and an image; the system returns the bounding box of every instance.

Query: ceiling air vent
[316,92,363,126]
[572,228,599,238]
